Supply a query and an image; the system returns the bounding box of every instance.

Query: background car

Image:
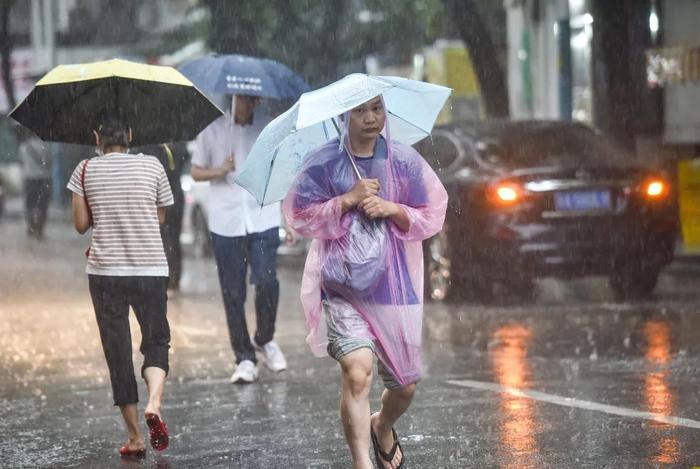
[180,173,307,258]
[414,120,679,302]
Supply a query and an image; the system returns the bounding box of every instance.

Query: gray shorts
[322,298,400,389]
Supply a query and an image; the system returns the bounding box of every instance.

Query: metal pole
[557,18,572,120]
[42,0,55,69]
[31,0,42,70]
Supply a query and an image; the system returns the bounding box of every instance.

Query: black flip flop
[370,423,404,469]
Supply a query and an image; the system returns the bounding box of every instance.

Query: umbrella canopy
[9,58,223,146]
[178,54,309,100]
[235,73,451,205]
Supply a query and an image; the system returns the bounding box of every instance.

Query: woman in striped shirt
[67,116,174,459]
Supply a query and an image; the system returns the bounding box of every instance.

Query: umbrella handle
[230,94,235,165]
[343,143,363,181]
[331,117,362,181]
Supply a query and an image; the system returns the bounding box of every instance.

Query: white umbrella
[235,73,451,205]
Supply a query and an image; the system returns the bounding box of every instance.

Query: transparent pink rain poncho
[282,133,448,386]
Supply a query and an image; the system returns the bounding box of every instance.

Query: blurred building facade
[504,0,700,153]
[648,0,700,148]
[505,0,576,121]
[0,0,203,204]
[1,0,202,112]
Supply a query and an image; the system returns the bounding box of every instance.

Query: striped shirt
[67,152,174,276]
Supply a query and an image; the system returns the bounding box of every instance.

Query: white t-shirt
[191,111,281,237]
[20,137,51,179]
[67,153,174,276]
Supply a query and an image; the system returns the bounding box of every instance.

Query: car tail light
[641,177,669,200]
[488,182,524,206]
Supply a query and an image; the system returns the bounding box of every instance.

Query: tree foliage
[443,0,509,117]
[200,0,510,115]
[591,0,657,148]
[201,0,445,86]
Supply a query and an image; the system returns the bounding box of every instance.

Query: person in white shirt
[191,94,287,384]
[18,131,52,239]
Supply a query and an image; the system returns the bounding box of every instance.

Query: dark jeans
[88,275,170,406]
[211,228,280,364]
[24,178,51,238]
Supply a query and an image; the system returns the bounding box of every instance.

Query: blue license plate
[554,190,612,211]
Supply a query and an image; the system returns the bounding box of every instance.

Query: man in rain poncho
[283,96,447,468]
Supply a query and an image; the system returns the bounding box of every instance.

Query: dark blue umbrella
[178,54,309,100]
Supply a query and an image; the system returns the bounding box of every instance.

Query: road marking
[447,379,700,430]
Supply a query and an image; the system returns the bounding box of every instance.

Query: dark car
[415,120,678,301]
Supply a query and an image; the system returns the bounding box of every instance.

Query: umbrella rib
[259,146,280,206]
[386,109,431,137]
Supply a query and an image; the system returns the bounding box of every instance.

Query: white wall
[506,5,529,118]
[534,1,562,119]
[506,0,568,120]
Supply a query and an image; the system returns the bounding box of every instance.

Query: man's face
[235,95,259,120]
[347,96,386,143]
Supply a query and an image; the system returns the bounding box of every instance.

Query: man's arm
[387,204,410,232]
[190,156,235,182]
[339,179,380,213]
[358,196,410,232]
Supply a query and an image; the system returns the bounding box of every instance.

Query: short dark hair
[96,115,129,148]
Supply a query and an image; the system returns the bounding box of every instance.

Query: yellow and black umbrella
[9,58,222,146]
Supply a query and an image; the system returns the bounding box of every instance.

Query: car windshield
[477,126,631,168]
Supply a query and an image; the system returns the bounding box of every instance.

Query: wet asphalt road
[2,215,700,468]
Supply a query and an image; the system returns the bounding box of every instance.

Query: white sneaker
[256,341,287,372]
[230,360,258,384]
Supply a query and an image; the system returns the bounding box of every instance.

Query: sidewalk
[667,249,700,276]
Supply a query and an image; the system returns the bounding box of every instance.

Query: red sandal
[145,413,169,451]
[118,445,146,459]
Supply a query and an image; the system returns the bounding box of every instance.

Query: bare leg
[119,403,145,450]
[370,383,416,468]
[339,348,374,469]
[143,366,166,417]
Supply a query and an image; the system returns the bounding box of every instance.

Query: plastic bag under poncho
[321,216,387,297]
[282,136,448,386]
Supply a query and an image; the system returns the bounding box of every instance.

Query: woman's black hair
[96,115,129,148]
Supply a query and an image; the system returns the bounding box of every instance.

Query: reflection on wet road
[2,220,700,467]
[489,324,539,469]
[426,273,700,466]
[643,318,679,465]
